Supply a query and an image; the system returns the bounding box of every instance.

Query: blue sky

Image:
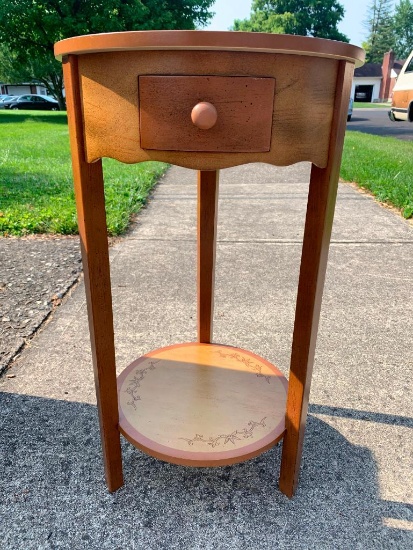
[206,0,372,46]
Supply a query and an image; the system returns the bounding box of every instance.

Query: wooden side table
[55,31,364,497]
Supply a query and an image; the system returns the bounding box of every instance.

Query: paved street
[347,108,413,140]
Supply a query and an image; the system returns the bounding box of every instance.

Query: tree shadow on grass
[0,166,73,207]
[0,111,68,125]
[0,391,411,548]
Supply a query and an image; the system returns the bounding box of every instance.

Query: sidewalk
[1,163,412,549]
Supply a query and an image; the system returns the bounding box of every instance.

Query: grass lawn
[1,112,411,237]
[341,131,413,219]
[353,102,391,109]
[0,111,167,236]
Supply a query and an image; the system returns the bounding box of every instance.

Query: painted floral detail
[180,417,267,448]
[124,360,160,410]
[215,349,271,383]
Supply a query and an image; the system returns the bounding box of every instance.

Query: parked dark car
[2,94,59,111]
[0,95,15,107]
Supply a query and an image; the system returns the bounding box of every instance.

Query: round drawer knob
[191,102,218,130]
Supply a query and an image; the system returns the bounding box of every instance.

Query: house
[0,82,49,96]
[351,51,405,103]
[380,51,405,102]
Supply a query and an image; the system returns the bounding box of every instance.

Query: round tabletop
[55,30,365,67]
[117,342,288,466]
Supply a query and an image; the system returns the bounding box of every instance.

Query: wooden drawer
[139,75,275,153]
[77,50,341,168]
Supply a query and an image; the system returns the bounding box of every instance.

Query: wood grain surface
[55,30,365,67]
[278,60,354,498]
[77,50,340,169]
[117,343,288,467]
[58,31,361,495]
[63,55,123,492]
[139,75,275,152]
[197,170,219,344]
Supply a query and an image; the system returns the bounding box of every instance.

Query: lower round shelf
[117,342,288,466]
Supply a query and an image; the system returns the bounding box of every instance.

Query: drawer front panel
[139,75,275,153]
[79,50,341,169]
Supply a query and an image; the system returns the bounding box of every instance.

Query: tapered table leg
[63,55,123,492]
[197,170,219,343]
[279,60,354,497]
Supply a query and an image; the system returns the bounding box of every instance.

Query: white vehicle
[389,49,413,122]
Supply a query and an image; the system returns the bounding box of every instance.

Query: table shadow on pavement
[1,392,412,549]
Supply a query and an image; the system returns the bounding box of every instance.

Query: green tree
[0,0,214,109]
[393,0,413,59]
[0,43,65,106]
[232,0,349,42]
[363,0,395,63]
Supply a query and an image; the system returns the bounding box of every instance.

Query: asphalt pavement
[348,108,413,140]
[1,164,412,549]
[0,236,82,374]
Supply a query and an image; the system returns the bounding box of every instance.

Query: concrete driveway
[1,164,412,549]
[347,108,413,141]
